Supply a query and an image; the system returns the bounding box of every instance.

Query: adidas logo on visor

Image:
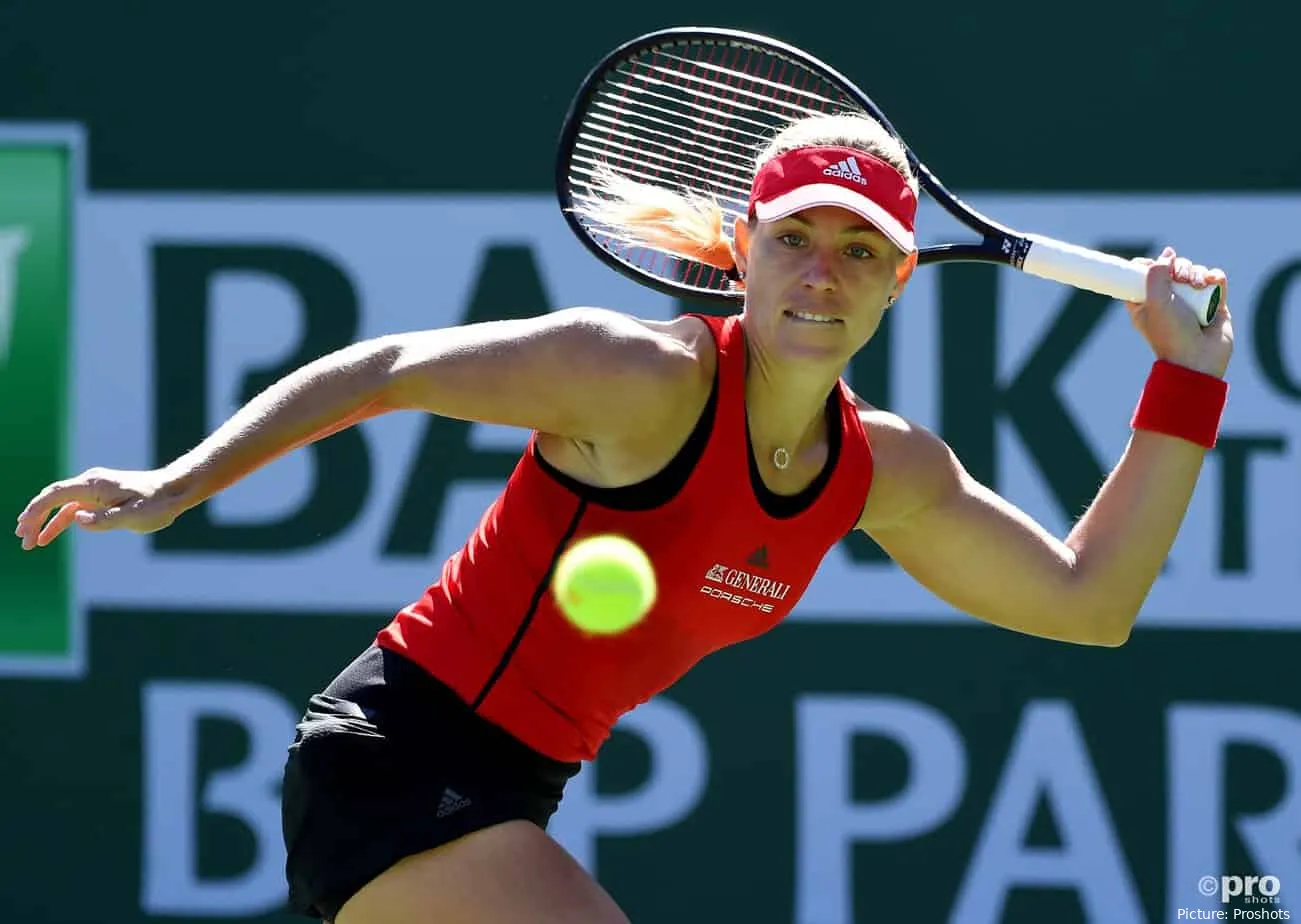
[822,157,867,185]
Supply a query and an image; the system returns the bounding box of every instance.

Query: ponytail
[570,164,739,273]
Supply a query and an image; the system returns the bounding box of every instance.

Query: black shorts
[281,643,582,921]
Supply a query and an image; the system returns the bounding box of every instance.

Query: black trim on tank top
[471,498,589,710]
[746,390,842,519]
[531,371,718,511]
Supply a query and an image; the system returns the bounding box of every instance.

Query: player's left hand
[1124,246,1233,379]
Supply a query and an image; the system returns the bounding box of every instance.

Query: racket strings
[572,119,754,197]
[567,39,858,294]
[620,55,847,127]
[583,93,764,173]
[592,64,831,170]
[585,103,757,162]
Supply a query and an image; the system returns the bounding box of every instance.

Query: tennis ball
[553,534,656,635]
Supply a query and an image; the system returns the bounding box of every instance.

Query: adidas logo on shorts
[437,787,472,818]
[822,156,867,185]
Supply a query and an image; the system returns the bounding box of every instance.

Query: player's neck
[742,350,839,465]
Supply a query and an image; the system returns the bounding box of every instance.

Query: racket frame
[556,26,1219,324]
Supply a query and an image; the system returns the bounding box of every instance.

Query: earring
[886,295,897,307]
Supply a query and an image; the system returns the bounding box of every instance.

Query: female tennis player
[14,111,1232,924]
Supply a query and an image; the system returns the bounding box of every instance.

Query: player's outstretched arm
[855,249,1233,646]
[15,306,698,549]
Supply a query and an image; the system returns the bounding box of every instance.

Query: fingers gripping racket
[555,27,1220,326]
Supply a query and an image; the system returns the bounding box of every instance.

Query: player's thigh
[335,819,630,924]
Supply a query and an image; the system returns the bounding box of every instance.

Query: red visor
[747,146,918,252]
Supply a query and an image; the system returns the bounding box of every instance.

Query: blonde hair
[571,113,917,277]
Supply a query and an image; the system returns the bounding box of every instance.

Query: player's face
[738,205,909,363]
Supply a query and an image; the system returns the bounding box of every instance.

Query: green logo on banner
[0,127,83,677]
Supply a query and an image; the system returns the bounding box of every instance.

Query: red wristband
[1130,360,1228,449]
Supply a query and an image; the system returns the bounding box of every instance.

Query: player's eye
[846,243,876,260]
[777,232,806,248]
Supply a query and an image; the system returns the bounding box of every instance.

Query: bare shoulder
[851,394,962,533]
[620,311,718,375]
[546,305,695,363]
[579,308,716,408]
[529,309,717,485]
[380,305,713,444]
[529,306,716,436]
[568,308,717,434]
[846,388,938,453]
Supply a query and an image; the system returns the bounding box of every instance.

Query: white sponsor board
[140,679,1301,922]
[69,192,1300,628]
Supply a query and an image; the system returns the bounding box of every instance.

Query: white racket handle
[1020,234,1220,327]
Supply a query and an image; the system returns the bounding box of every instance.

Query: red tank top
[376,313,874,761]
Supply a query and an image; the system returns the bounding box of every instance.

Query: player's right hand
[14,467,186,550]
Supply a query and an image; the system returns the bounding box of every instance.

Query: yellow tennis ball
[553,534,656,635]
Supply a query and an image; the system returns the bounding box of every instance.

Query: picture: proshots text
[1177,910,1291,920]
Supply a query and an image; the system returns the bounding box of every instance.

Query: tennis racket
[555,26,1220,326]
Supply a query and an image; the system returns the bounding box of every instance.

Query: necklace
[772,447,791,470]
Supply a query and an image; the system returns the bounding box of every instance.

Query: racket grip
[1020,235,1220,327]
